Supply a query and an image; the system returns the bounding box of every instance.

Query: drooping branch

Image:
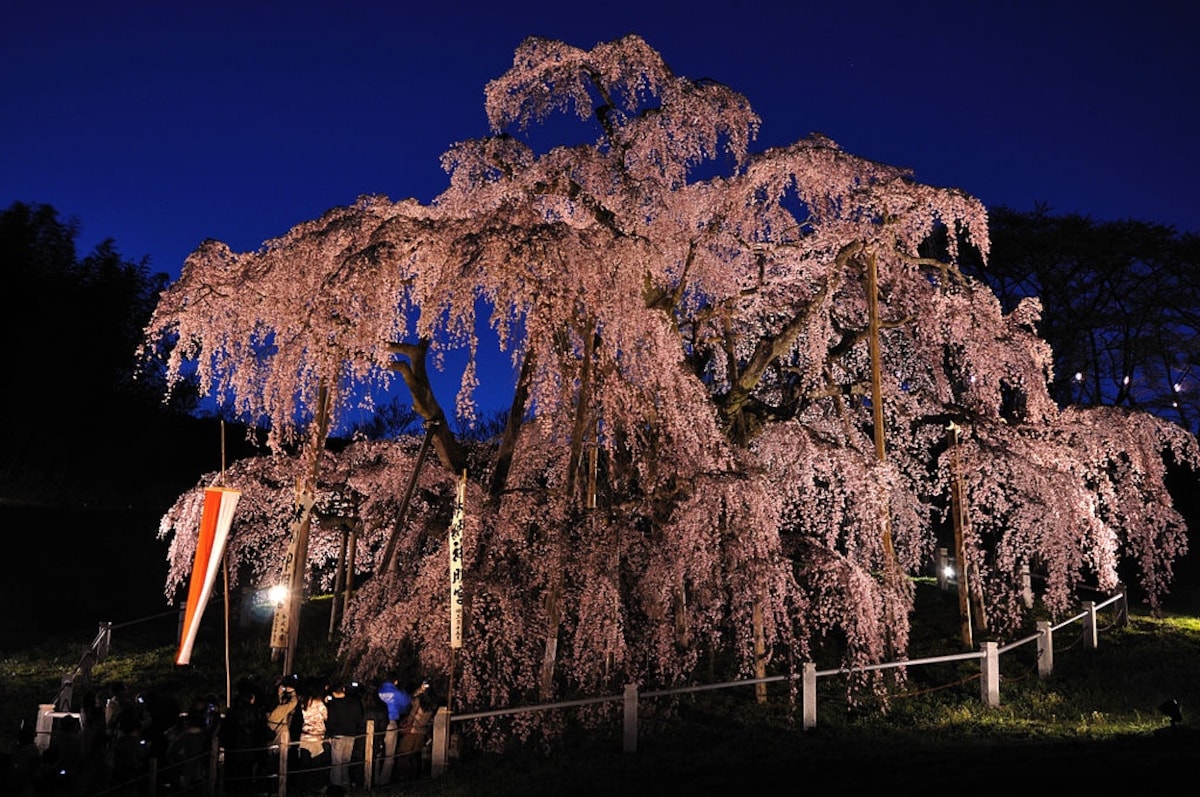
[717,248,851,437]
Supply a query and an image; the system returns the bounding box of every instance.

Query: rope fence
[438,588,1130,770]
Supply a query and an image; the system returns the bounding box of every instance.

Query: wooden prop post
[948,422,973,649]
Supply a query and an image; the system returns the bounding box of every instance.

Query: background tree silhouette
[962,206,1200,432]
[0,201,231,509]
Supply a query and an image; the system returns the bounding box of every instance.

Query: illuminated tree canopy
[145,36,1198,726]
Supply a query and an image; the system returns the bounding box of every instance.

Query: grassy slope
[3,584,1198,794]
[426,582,1200,794]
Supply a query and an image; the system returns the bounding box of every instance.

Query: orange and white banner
[176,486,241,665]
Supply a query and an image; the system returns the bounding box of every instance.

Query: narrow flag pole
[221,421,232,707]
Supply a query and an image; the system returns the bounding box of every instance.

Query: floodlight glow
[942,566,956,580]
[1074,372,1083,382]
[268,584,290,605]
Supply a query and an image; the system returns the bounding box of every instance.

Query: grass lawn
[3,582,1199,795]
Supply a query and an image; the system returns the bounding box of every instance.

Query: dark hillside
[0,413,263,646]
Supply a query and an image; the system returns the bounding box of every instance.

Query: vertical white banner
[449,470,465,649]
[270,487,315,651]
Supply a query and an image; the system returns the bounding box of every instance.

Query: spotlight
[942,565,956,580]
[1159,698,1183,726]
[267,584,289,605]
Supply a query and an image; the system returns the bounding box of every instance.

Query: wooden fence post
[802,663,817,730]
[208,732,219,796]
[623,684,638,753]
[97,622,112,660]
[1036,620,1053,678]
[980,641,999,708]
[431,707,451,777]
[363,718,374,789]
[35,704,54,751]
[277,725,289,797]
[1083,601,1098,650]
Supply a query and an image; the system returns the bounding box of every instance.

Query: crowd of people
[6,673,441,797]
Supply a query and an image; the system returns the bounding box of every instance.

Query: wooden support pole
[866,249,886,463]
[342,521,357,627]
[753,600,767,704]
[948,423,973,649]
[864,248,904,613]
[623,684,638,753]
[328,524,348,640]
[380,422,437,573]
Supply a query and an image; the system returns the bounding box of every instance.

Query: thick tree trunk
[541,325,600,698]
[281,381,333,673]
[672,580,690,648]
[864,248,905,617]
[717,243,849,438]
[565,325,597,504]
[538,571,563,700]
[387,339,467,474]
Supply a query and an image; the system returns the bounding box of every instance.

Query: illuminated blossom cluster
[148,36,1197,728]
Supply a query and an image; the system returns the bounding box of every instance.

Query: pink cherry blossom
[146,36,1197,731]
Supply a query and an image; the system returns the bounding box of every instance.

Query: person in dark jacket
[396,680,436,781]
[324,682,365,797]
[220,678,270,795]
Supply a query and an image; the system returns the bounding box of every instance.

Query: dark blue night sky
[6,1,1197,283]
